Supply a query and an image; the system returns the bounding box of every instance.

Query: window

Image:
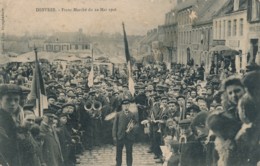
[215,21,218,39]
[228,20,231,36]
[219,21,222,39]
[240,19,243,36]
[233,19,237,36]
[54,45,60,51]
[189,31,191,44]
[46,45,52,51]
[223,20,226,38]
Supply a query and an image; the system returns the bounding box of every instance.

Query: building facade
[247,0,260,65]
[161,9,178,64]
[44,29,91,52]
[213,0,249,72]
[176,1,195,64]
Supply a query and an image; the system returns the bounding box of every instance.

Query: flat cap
[178,119,191,127]
[62,102,75,109]
[43,108,58,118]
[121,99,131,105]
[0,84,22,96]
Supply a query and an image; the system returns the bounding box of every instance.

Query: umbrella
[209,45,240,56]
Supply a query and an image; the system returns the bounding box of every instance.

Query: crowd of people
[0,57,259,166]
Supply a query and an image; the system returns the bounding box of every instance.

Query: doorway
[250,39,259,64]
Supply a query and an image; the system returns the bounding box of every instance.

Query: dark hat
[196,96,205,102]
[0,84,22,97]
[191,111,209,127]
[58,112,69,118]
[242,70,260,97]
[113,91,119,95]
[154,96,161,102]
[168,99,178,105]
[49,104,62,110]
[186,104,201,113]
[89,90,96,95]
[62,102,75,109]
[43,108,57,118]
[47,95,57,100]
[121,99,131,105]
[23,103,35,111]
[178,119,191,127]
[161,96,168,101]
[206,112,241,139]
[176,95,185,100]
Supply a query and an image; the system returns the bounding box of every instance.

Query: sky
[2,0,176,36]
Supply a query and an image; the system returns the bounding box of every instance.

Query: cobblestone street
[77,143,163,166]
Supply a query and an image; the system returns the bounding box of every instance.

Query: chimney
[234,0,239,11]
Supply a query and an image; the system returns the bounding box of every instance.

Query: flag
[122,22,135,96]
[27,48,48,117]
[88,49,94,87]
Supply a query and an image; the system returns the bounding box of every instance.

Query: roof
[28,39,45,48]
[174,0,197,12]
[193,0,228,26]
[45,31,89,43]
[139,31,159,45]
[213,0,247,18]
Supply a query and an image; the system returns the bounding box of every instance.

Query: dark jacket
[180,134,205,166]
[40,122,63,166]
[0,109,19,166]
[17,128,42,166]
[167,154,180,166]
[112,111,138,141]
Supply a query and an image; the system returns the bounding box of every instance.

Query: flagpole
[34,47,41,117]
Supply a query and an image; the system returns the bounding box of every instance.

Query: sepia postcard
[0,0,259,166]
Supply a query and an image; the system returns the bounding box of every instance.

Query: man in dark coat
[112,99,139,166]
[0,84,23,166]
[179,119,205,166]
[40,109,63,166]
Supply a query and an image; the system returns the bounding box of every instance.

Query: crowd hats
[67,91,76,97]
[242,70,260,97]
[176,95,185,100]
[23,103,35,111]
[206,111,241,139]
[178,119,191,127]
[62,102,75,109]
[186,104,201,113]
[154,96,161,102]
[0,84,23,97]
[47,94,57,101]
[43,108,58,118]
[121,99,131,105]
[191,111,209,128]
